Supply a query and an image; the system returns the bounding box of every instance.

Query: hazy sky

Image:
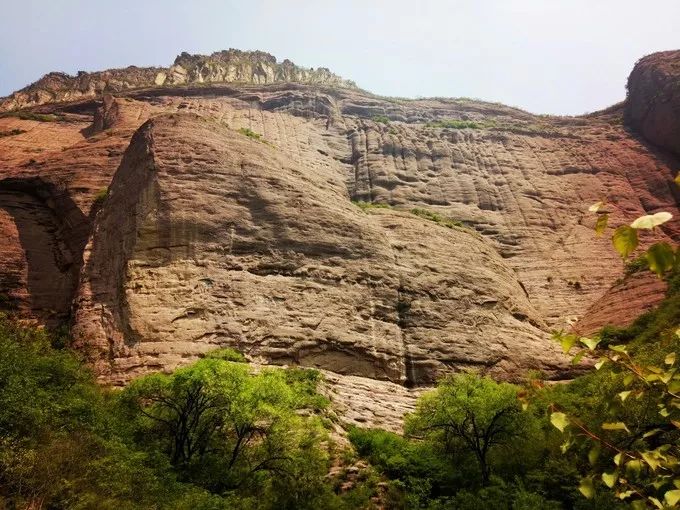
[1,0,678,115]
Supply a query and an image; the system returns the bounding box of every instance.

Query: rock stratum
[1,50,679,430]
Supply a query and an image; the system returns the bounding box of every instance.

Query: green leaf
[618,390,632,402]
[551,412,569,432]
[642,451,661,471]
[612,226,638,259]
[580,337,600,350]
[589,201,604,212]
[571,351,586,365]
[665,352,676,366]
[631,500,646,510]
[602,422,630,433]
[588,445,601,465]
[643,428,662,439]
[649,497,664,509]
[614,452,623,466]
[665,490,680,507]
[559,333,578,354]
[626,459,643,477]
[617,490,635,500]
[579,477,595,499]
[595,213,609,236]
[602,471,618,488]
[560,439,572,454]
[630,211,673,229]
[646,242,676,277]
[675,174,680,187]
[595,358,607,370]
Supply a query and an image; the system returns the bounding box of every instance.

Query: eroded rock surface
[72,114,569,386]
[0,49,356,112]
[626,50,680,156]
[1,49,679,429]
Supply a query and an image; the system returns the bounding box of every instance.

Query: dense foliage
[0,318,370,509]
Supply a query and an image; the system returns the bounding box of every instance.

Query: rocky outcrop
[71,113,570,385]
[0,50,356,112]
[1,49,679,428]
[626,50,680,156]
[574,270,667,335]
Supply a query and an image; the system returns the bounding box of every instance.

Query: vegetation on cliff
[0,320,373,509]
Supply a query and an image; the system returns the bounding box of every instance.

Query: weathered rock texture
[626,50,680,156]
[1,50,679,428]
[0,49,356,112]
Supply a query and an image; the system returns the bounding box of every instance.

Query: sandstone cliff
[0,49,357,112]
[626,50,680,156]
[1,50,678,429]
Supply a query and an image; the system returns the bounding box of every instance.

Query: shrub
[93,187,109,207]
[372,115,390,124]
[238,127,263,140]
[352,200,392,212]
[425,119,491,129]
[0,111,62,122]
[410,207,465,229]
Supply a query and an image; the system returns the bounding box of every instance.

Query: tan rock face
[626,50,680,156]
[0,50,356,112]
[1,50,679,428]
[71,113,569,386]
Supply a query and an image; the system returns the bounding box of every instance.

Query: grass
[93,188,108,207]
[425,119,491,129]
[238,127,263,141]
[410,207,465,229]
[624,254,648,275]
[372,115,390,124]
[352,200,392,212]
[0,111,63,122]
[0,128,27,138]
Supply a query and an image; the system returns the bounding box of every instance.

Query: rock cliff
[626,50,680,156]
[0,49,356,112]
[1,50,679,429]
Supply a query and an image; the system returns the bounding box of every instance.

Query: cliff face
[1,50,678,429]
[626,49,680,156]
[0,49,357,112]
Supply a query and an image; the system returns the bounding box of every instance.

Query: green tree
[406,373,535,485]
[121,356,331,494]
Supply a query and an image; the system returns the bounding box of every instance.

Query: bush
[352,200,392,212]
[410,207,465,229]
[238,127,263,140]
[372,115,390,124]
[93,187,109,207]
[0,316,346,509]
[425,119,491,129]
[0,111,62,122]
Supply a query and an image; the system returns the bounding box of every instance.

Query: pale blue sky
[1,0,678,115]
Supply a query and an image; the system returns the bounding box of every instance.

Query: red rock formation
[1,50,678,428]
[626,50,680,156]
